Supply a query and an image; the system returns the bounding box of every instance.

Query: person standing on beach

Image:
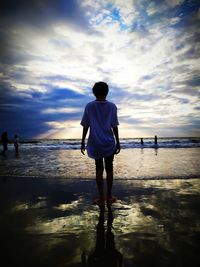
[1,131,8,156]
[14,134,19,155]
[80,82,120,206]
[141,138,144,146]
[154,135,158,145]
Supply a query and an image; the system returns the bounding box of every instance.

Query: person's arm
[81,126,89,155]
[112,126,120,154]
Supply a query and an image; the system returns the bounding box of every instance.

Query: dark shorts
[95,154,114,172]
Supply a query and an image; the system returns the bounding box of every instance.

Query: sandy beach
[1,147,200,266]
[1,147,200,179]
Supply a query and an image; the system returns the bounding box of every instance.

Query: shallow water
[1,148,200,179]
[0,177,200,267]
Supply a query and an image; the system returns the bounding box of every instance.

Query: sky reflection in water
[1,177,200,266]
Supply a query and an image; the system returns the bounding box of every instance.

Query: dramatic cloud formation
[0,0,200,138]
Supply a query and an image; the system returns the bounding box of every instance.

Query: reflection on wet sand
[82,205,123,267]
[0,177,200,266]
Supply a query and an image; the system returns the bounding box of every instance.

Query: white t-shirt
[81,100,119,159]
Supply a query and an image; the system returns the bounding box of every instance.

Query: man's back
[81,100,119,159]
[86,100,117,128]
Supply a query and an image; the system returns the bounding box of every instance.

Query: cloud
[0,0,200,138]
[0,0,90,29]
[0,80,87,138]
[166,0,184,7]
[42,107,82,114]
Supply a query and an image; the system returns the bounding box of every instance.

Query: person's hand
[115,142,121,154]
[81,142,85,155]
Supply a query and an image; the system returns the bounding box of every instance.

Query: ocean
[10,137,200,150]
[1,137,200,180]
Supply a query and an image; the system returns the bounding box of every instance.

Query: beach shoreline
[1,145,200,266]
[1,147,200,179]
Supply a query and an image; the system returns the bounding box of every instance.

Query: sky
[0,0,200,139]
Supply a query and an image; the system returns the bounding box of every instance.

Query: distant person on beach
[141,138,144,146]
[14,134,19,155]
[154,135,158,145]
[1,132,8,156]
[81,82,120,206]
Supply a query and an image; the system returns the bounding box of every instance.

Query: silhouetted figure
[81,82,120,206]
[141,138,144,145]
[154,135,158,145]
[14,134,19,155]
[86,205,123,267]
[1,132,8,156]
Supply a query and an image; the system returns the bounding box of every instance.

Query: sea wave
[10,137,200,150]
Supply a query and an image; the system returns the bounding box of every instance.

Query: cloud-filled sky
[0,0,200,139]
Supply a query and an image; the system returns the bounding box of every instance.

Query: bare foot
[93,198,105,206]
[107,196,117,204]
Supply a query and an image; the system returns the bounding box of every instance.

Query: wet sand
[1,148,200,179]
[0,176,200,267]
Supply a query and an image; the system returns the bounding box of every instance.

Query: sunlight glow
[1,0,199,138]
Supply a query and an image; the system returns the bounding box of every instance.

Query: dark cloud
[164,93,191,104]
[0,0,92,66]
[0,0,89,28]
[129,92,160,101]
[119,116,143,125]
[174,0,200,22]
[0,80,88,138]
[0,108,52,139]
[0,86,52,138]
[185,77,200,87]
[175,39,200,64]
[140,74,156,80]
[171,87,200,97]
[135,0,200,39]
[170,75,200,97]
[181,47,200,60]
[0,36,47,65]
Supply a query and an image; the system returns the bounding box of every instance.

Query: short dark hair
[92,82,109,97]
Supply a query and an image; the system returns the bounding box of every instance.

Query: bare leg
[96,169,104,200]
[106,169,117,204]
[15,147,19,155]
[106,170,113,198]
[2,145,7,156]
